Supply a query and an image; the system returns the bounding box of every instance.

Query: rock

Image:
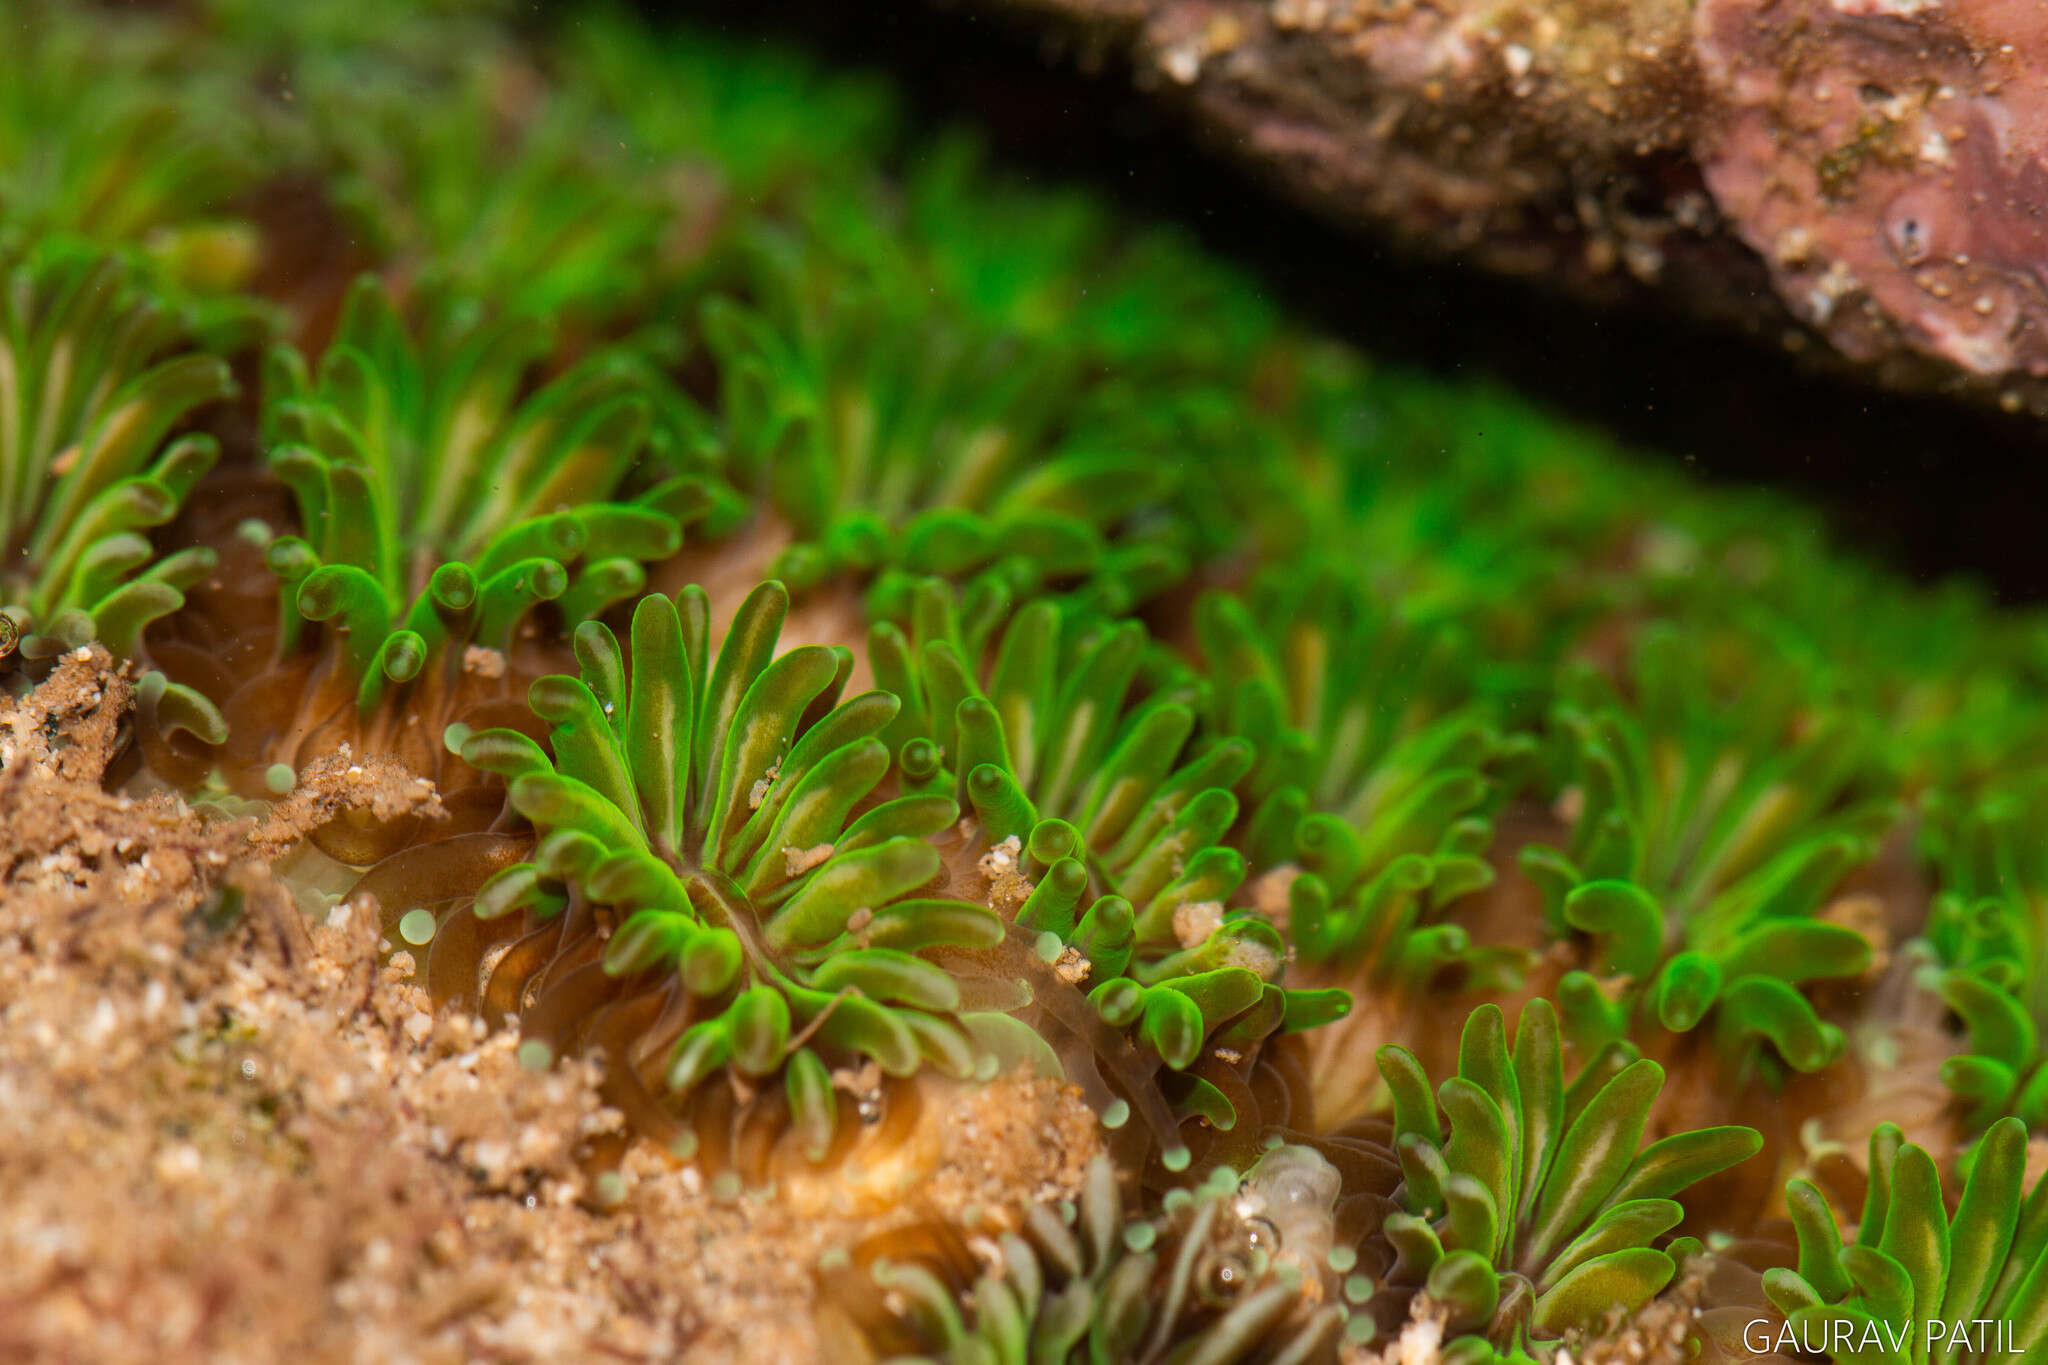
[981,0,2048,418]
[1697,0,2048,386]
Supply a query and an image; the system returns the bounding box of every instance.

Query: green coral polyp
[703,238,1190,613]
[1919,781,2048,1135]
[255,276,736,706]
[868,578,1348,1150]
[275,7,696,329]
[0,246,233,661]
[1520,627,1894,1076]
[1194,569,1521,986]
[845,1151,1360,1364]
[1761,1118,2048,1363]
[1,5,261,256]
[1372,1000,1760,1359]
[453,581,1014,1160]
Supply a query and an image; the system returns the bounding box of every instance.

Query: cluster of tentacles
[16,1,2048,1362]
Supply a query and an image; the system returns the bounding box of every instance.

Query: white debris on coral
[978,835,1022,878]
[1349,1298,1449,1364]
[782,842,833,877]
[749,760,782,810]
[978,835,1033,912]
[1804,259,1861,325]
[461,644,508,679]
[1172,899,1224,949]
[1249,865,1299,927]
[1222,935,1280,978]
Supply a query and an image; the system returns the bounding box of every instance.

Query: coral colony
[8,1,2048,1361]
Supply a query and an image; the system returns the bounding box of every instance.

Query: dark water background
[638,0,2048,602]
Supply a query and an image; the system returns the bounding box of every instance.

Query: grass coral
[304,57,691,325]
[176,276,734,856]
[15,1,2048,1361]
[702,241,1189,613]
[1190,565,1527,1127]
[0,2,261,263]
[372,582,1013,1175]
[0,246,234,663]
[1519,625,1896,1078]
[560,6,897,205]
[1757,1117,2048,1363]
[839,1150,1365,1362]
[1369,1000,1761,1359]
[1917,779,2048,1138]
[869,578,1346,1168]
[1194,567,1518,978]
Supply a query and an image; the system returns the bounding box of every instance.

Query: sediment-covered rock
[984,0,2048,417]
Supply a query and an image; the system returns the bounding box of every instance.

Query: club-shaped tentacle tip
[431,561,477,612]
